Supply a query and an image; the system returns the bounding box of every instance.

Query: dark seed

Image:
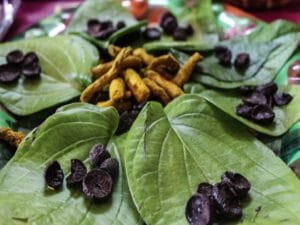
[143,27,161,41]
[0,64,21,83]
[66,159,87,188]
[273,92,293,106]
[234,53,250,69]
[44,161,64,190]
[236,104,253,118]
[6,50,24,65]
[173,27,188,41]
[160,12,178,35]
[197,183,213,198]
[22,52,39,66]
[83,169,113,201]
[212,182,242,220]
[239,86,256,96]
[186,194,213,225]
[100,158,119,178]
[251,104,275,125]
[221,171,251,199]
[242,92,267,106]
[116,21,126,30]
[22,63,41,79]
[256,82,278,96]
[89,143,111,167]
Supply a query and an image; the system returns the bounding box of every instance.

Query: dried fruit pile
[87,19,126,40]
[186,171,251,225]
[236,82,293,125]
[0,50,41,83]
[44,143,118,202]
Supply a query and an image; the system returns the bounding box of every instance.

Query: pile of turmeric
[0,128,25,148]
[80,45,202,111]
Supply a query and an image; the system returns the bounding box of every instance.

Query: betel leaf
[124,94,300,225]
[0,35,98,116]
[0,103,142,224]
[185,83,300,136]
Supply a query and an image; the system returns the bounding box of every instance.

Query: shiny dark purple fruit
[236,104,253,118]
[44,161,64,190]
[173,27,188,41]
[0,64,21,83]
[143,27,161,40]
[273,92,293,106]
[160,11,178,35]
[22,63,41,79]
[212,182,242,220]
[251,104,275,125]
[83,169,113,201]
[22,52,39,66]
[221,171,251,199]
[89,143,111,167]
[186,194,213,225]
[242,92,267,106]
[234,53,250,69]
[197,183,213,198]
[66,159,87,188]
[256,82,278,96]
[100,158,119,178]
[6,50,24,65]
[239,86,256,96]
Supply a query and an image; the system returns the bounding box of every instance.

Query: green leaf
[0,110,15,129]
[0,35,98,116]
[185,83,300,136]
[124,94,300,225]
[0,103,141,224]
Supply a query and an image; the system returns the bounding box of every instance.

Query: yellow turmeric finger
[148,54,180,74]
[146,70,184,98]
[0,128,25,147]
[124,68,151,103]
[80,47,132,102]
[133,48,155,65]
[92,61,113,78]
[108,45,122,58]
[172,52,203,87]
[144,78,171,105]
[97,99,115,108]
[109,78,126,101]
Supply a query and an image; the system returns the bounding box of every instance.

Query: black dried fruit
[212,182,242,220]
[160,11,178,35]
[251,104,275,125]
[94,27,116,40]
[100,158,119,178]
[0,64,21,83]
[215,47,232,67]
[267,94,274,108]
[143,27,161,41]
[22,63,41,79]
[89,143,111,167]
[239,85,256,96]
[183,24,194,36]
[173,27,188,41]
[22,52,39,66]
[221,171,251,199]
[100,20,113,30]
[256,82,278,96]
[44,161,64,190]
[273,92,293,106]
[234,53,250,69]
[242,92,267,106]
[83,169,113,201]
[197,183,213,198]
[186,194,213,225]
[236,104,253,118]
[66,159,87,188]
[91,91,109,104]
[116,110,139,134]
[133,101,147,110]
[87,19,102,37]
[214,45,229,58]
[6,50,24,65]
[116,21,126,30]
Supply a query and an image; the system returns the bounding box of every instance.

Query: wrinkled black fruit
[22,63,41,79]
[116,110,139,134]
[87,19,102,36]
[66,159,87,188]
[173,27,188,41]
[44,161,64,190]
[183,24,194,36]
[143,27,161,40]
[273,92,293,106]
[186,194,213,225]
[234,53,250,69]
[160,11,178,35]
[214,46,232,67]
[0,64,21,83]
[116,20,126,30]
[100,158,119,178]
[239,86,256,96]
[22,52,39,66]
[214,45,228,58]
[197,183,213,199]
[83,169,113,201]
[212,182,242,220]
[236,104,253,118]
[242,92,267,106]
[221,171,251,199]
[256,82,278,96]
[251,104,275,125]
[100,20,113,30]
[89,143,111,167]
[6,50,24,65]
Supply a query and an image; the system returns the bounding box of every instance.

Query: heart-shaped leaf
[124,94,300,225]
[0,103,141,224]
[0,35,99,116]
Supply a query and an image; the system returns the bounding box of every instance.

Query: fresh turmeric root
[109,78,126,101]
[148,54,180,75]
[144,78,171,105]
[0,128,25,147]
[133,48,155,65]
